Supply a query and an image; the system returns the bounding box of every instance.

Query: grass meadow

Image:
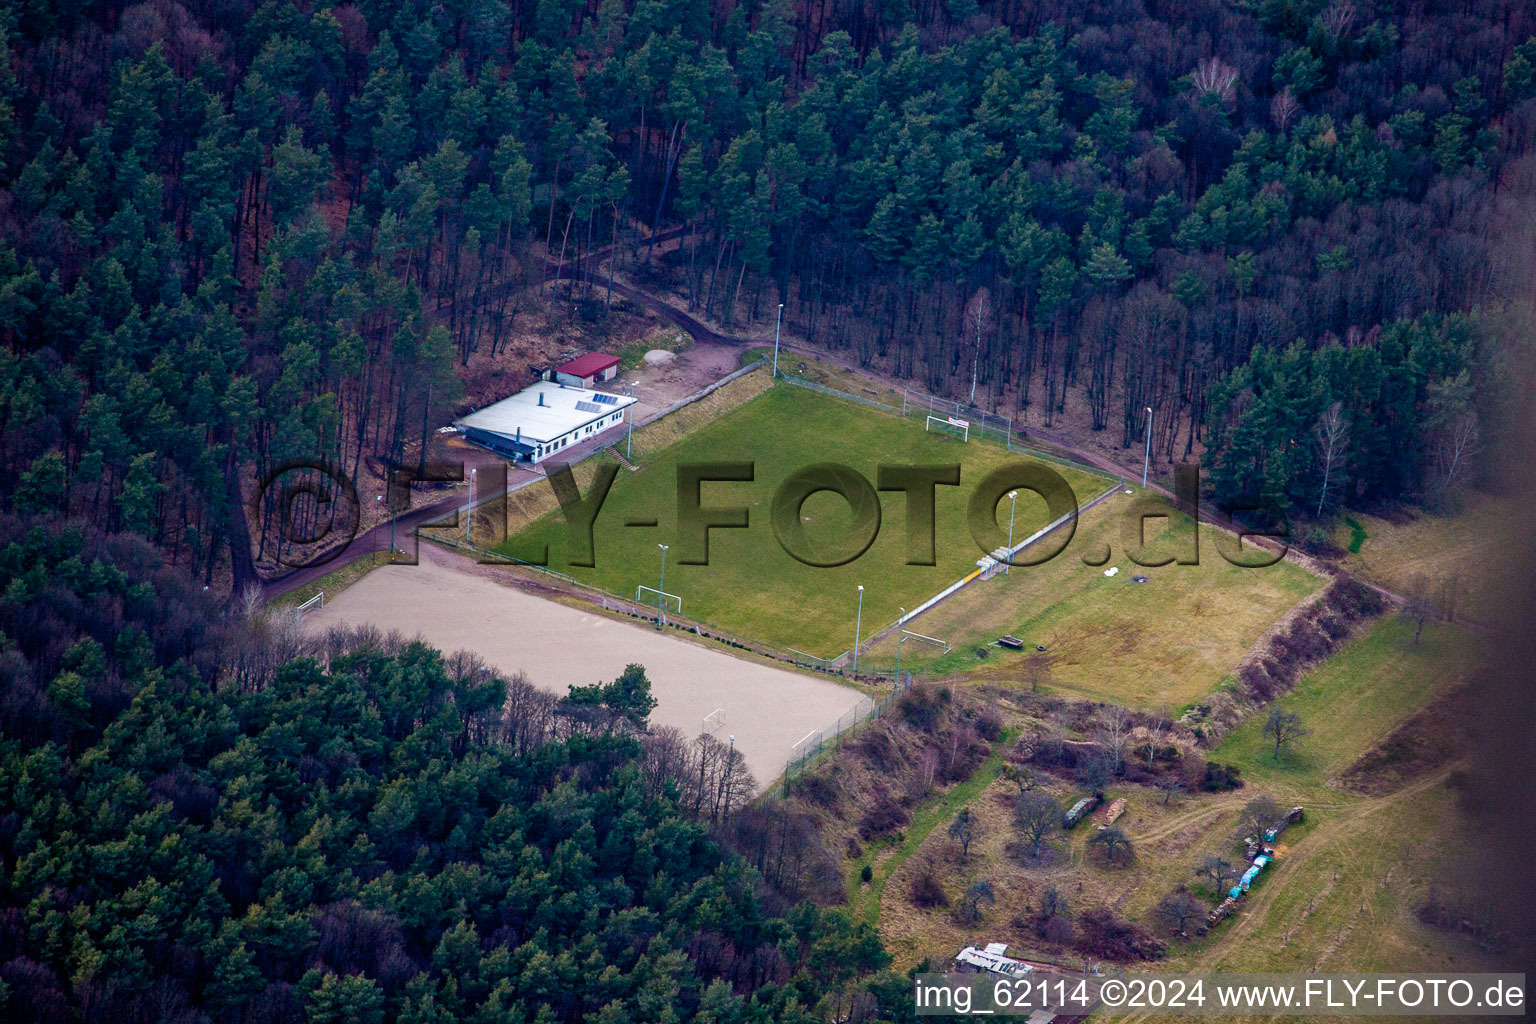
[859,497,1322,711]
[874,616,1495,980]
[1210,617,1481,795]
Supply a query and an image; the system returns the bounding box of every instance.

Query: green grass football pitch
[495,383,1112,659]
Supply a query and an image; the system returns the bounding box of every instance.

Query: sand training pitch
[304,550,867,786]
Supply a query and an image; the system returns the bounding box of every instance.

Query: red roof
[555,352,621,378]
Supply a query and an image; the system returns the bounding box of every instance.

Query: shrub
[794,771,842,811]
[1040,914,1076,944]
[1075,908,1167,961]
[1201,762,1244,792]
[943,734,990,783]
[898,686,948,732]
[972,706,1004,742]
[1239,660,1279,702]
[858,794,911,839]
[854,726,902,772]
[909,870,949,908]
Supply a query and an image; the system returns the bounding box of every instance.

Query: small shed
[553,352,621,387]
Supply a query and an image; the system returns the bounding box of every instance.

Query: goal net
[635,585,683,613]
[702,708,726,735]
[925,414,970,442]
[900,628,951,654]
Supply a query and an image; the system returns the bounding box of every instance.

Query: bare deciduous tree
[1099,705,1132,775]
[1424,371,1482,508]
[1014,790,1061,859]
[964,287,993,407]
[998,762,1041,794]
[960,880,996,923]
[1270,88,1301,132]
[1196,855,1240,893]
[949,805,977,860]
[1089,826,1136,867]
[1321,1,1357,38]
[1263,706,1310,760]
[1400,574,1434,643]
[1438,570,1463,624]
[1022,651,1052,693]
[1140,716,1167,766]
[1192,57,1239,104]
[1159,776,1185,806]
[1154,888,1207,936]
[1239,796,1285,845]
[1313,401,1350,517]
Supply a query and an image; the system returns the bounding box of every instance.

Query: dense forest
[0,2,1533,1016]
[0,0,1531,587]
[0,517,918,1023]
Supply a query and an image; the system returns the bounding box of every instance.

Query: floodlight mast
[895,607,906,689]
[723,733,737,810]
[656,544,669,630]
[626,381,636,459]
[968,301,983,407]
[852,585,865,674]
[1006,490,1017,575]
[377,493,396,555]
[1143,406,1153,488]
[772,303,784,379]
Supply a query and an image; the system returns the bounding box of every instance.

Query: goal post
[702,708,725,735]
[925,414,970,442]
[635,585,682,613]
[900,628,951,654]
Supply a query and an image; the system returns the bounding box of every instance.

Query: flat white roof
[956,945,1033,976]
[456,381,636,445]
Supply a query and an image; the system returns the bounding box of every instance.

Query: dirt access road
[302,542,867,786]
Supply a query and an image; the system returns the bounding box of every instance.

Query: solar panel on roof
[591,393,619,404]
[575,401,605,414]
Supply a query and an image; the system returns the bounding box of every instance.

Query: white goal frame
[925,415,970,442]
[702,708,726,735]
[296,591,325,614]
[635,585,682,612]
[900,628,951,654]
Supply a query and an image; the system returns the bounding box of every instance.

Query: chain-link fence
[900,388,1017,449]
[776,373,1097,477]
[782,673,913,791]
[776,372,904,415]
